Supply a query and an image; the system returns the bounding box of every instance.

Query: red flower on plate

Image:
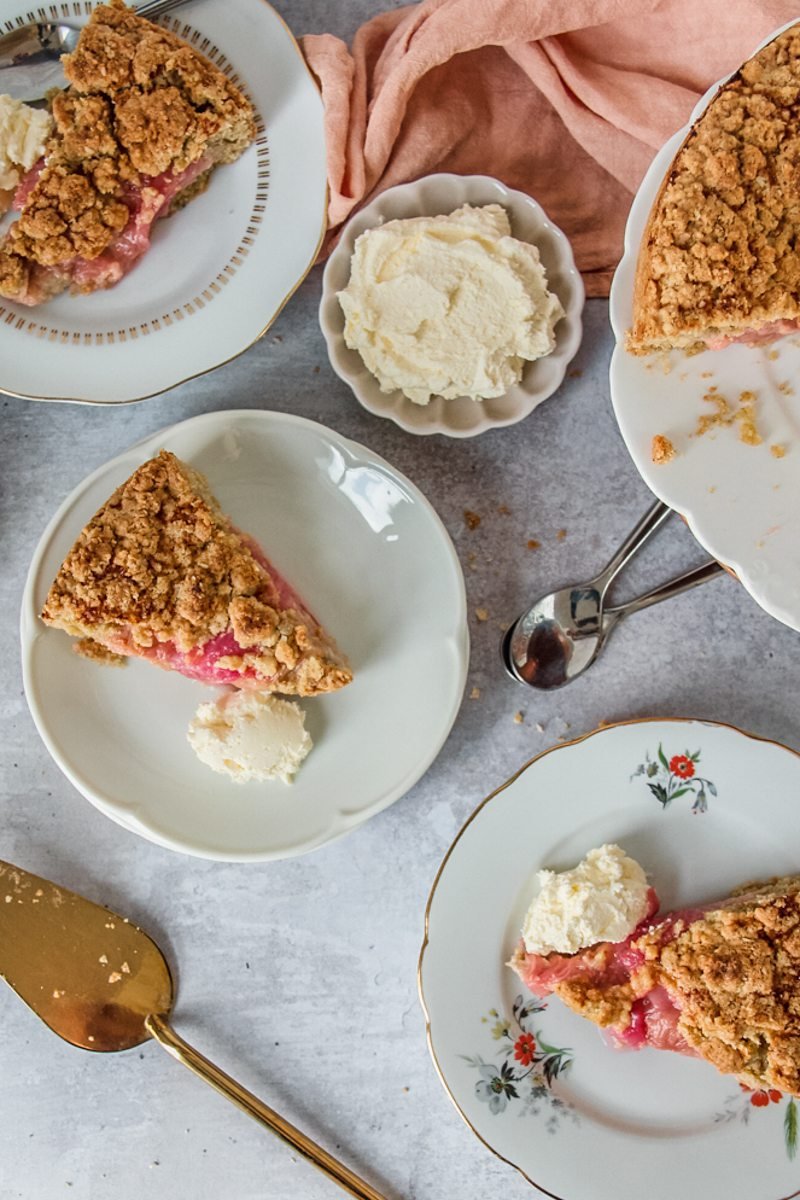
[513,1032,536,1066]
[741,1084,782,1107]
[669,755,695,779]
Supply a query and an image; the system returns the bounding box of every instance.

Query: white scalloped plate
[0,0,326,404]
[610,21,800,631]
[420,718,800,1200]
[320,174,584,437]
[20,410,469,860]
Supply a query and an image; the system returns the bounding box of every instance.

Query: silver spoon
[0,0,190,100]
[501,501,725,689]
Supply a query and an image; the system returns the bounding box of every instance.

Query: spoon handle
[594,500,672,596]
[605,559,725,621]
[145,1014,391,1200]
[135,0,193,19]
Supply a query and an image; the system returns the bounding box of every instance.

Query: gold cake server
[0,859,389,1200]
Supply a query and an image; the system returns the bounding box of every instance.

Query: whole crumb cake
[0,0,255,305]
[628,23,800,354]
[511,874,800,1095]
[41,451,353,697]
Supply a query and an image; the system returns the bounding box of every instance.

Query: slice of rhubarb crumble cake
[510,846,800,1096]
[0,0,255,305]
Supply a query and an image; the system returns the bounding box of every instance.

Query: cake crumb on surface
[497,504,511,515]
[770,444,787,458]
[463,509,481,531]
[735,394,762,446]
[513,711,524,724]
[556,528,567,541]
[475,607,489,622]
[694,389,763,446]
[526,538,541,551]
[470,686,481,700]
[651,434,676,464]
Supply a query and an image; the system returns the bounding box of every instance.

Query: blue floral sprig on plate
[462,995,577,1129]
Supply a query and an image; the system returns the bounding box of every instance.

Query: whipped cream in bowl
[320,174,584,437]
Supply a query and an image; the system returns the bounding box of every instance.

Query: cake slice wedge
[627,23,800,355]
[41,451,353,697]
[511,870,800,1096]
[0,0,255,306]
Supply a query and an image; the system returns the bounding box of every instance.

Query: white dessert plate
[21,409,469,860]
[419,718,800,1200]
[610,20,800,631]
[0,0,326,404]
[320,174,584,437]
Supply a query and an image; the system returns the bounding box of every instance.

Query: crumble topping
[0,0,255,297]
[42,451,352,697]
[642,876,800,1095]
[628,24,800,353]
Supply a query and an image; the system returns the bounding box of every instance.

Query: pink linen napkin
[301,0,797,296]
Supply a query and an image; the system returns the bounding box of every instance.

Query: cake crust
[627,23,800,354]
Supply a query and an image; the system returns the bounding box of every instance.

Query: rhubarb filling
[511,889,710,1056]
[703,319,800,351]
[99,548,322,690]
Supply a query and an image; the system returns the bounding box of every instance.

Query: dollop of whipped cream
[188,691,312,785]
[521,844,649,956]
[0,94,52,209]
[337,203,564,405]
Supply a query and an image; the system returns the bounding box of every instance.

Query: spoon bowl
[506,583,605,689]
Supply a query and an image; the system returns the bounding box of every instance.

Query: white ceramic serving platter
[21,409,469,860]
[610,21,800,632]
[0,0,326,404]
[420,718,800,1200]
[320,174,584,437]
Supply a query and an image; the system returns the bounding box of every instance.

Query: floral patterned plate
[418,718,800,1200]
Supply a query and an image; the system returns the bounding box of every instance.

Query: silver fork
[0,0,191,100]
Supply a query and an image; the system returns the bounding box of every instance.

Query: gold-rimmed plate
[0,0,326,404]
[419,718,800,1200]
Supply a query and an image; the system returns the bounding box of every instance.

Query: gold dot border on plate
[0,3,268,345]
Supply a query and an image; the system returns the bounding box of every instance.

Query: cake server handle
[145,1013,392,1200]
